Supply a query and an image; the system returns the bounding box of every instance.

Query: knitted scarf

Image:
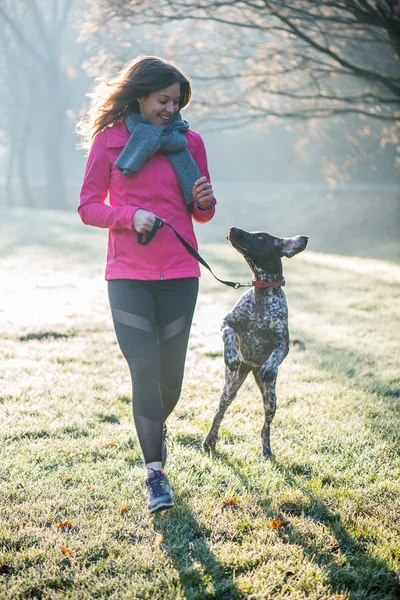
[114,112,200,211]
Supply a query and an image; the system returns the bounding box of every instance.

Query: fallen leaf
[223,496,239,508]
[60,546,72,555]
[57,521,72,530]
[87,486,94,491]
[224,496,238,506]
[117,504,129,514]
[108,440,117,447]
[154,533,164,547]
[268,519,289,529]
[63,477,71,483]
[23,522,36,528]
[321,476,332,485]
[334,596,345,600]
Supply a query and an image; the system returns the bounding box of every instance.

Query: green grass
[0,207,399,600]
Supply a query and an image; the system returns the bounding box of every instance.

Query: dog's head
[227,227,308,277]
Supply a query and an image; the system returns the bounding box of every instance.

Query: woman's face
[138,82,181,126]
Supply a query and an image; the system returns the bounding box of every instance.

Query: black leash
[137,217,250,289]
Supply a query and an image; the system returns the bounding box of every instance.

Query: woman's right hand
[133,209,157,233]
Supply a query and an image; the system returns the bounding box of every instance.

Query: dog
[203,227,308,458]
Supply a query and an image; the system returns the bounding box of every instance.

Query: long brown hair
[76,56,192,149]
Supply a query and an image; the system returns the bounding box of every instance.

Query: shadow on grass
[275,462,400,600]
[217,453,400,600]
[153,501,243,600]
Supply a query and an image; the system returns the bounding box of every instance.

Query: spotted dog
[203,227,308,458]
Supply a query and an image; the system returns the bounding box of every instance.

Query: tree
[0,0,75,208]
[81,0,400,125]
[78,1,400,181]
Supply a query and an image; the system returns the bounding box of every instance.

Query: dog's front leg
[220,294,251,371]
[258,336,289,383]
[222,325,241,371]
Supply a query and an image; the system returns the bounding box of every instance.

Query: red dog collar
[252,278,286,288]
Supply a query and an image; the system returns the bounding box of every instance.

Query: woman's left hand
[193,176,214,207]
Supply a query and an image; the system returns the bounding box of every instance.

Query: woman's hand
[133,209,157,233]
[193,176,214,208]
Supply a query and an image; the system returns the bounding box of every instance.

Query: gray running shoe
[145,469,174,514]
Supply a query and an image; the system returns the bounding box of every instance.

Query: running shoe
[145,469,174,514]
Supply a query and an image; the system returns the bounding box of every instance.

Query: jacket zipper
[158,225,164,279]
[113,231,121,260]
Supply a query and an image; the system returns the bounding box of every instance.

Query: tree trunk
[17,110,36,208]
[5,135,16,207]
[41,63,67,209]
[42,125,67,209]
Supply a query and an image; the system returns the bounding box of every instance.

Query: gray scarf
[114,112,200,211]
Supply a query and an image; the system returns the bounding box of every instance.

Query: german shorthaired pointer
[203,227,308,458]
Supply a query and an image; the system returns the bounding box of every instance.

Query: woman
[77,56,216,514]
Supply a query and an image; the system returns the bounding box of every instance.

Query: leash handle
[137,217,164,246]
[137,217,248,289]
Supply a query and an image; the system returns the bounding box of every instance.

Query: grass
[0,203,399,600]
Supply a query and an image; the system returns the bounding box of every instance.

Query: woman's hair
[76,56,192,149]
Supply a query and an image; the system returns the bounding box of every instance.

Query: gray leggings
[108,278,199,463]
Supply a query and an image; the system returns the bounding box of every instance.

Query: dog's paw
[222,329,241,371]
[258,363,278,383]
[203,434,217,452]
[224,353,241,371]
[262,446,274,460]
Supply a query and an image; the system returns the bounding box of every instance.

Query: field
[0,189,399,600]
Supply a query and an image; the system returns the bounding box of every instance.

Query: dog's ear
[280,235,308,258]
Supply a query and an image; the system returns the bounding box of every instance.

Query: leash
[137,217,285,290]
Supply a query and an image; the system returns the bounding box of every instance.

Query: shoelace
[146,470,169,497]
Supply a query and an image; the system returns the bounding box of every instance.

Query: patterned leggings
[108,278,198,463]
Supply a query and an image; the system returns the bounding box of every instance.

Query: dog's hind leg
[203,363,251,453]
[253,370,277,459]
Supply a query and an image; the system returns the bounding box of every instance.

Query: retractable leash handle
[136,218,249,289]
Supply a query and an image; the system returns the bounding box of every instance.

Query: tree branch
[0,6,47,67]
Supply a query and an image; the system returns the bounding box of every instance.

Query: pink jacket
[78,120,216,281]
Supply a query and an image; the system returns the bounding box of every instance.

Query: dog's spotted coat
[203,227,308,458]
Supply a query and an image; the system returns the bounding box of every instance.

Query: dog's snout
[228,227,238,238]
[227,227,239,242]
[228,227,245,239]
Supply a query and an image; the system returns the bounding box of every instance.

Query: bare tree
[80,0,400,125]
[0,0,74,208]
